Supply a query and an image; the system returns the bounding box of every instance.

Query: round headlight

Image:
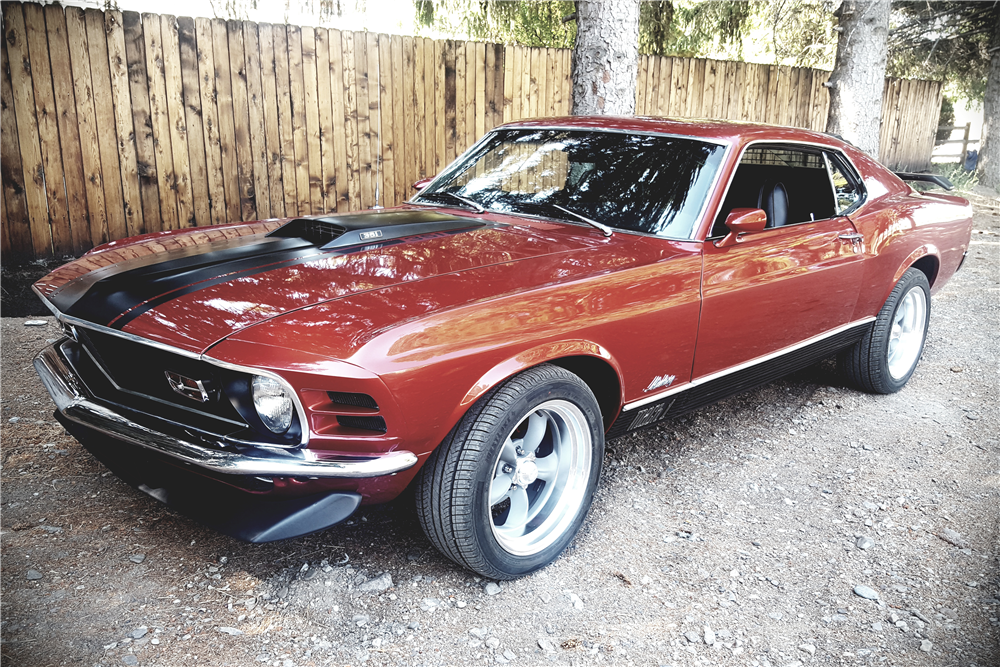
[251,375,293,434]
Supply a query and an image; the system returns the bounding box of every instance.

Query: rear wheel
[840,268,930,393]
[416,365,604,579]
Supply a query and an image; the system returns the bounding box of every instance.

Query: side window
[711,145,837,235]
[824,152,865,215]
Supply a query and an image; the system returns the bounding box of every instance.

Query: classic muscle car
[33,117,973,579]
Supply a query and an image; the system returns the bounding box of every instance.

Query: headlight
[252,375,293,433]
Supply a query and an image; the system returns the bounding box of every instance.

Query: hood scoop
[268,210,486,249]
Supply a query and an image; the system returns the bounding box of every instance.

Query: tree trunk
[977,8,999,190]
[571,0,640,115]
[825,0,890,158]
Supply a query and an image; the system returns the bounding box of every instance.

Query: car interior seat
[757,180,789,228]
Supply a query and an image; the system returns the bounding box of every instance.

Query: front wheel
[416,365,604,579]
[840,267,931,393]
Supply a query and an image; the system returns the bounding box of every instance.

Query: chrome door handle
[838,233,863,243]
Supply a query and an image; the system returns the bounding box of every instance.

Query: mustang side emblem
[645,374,677,392]
[165,371,211,403]
[359,230,383,241]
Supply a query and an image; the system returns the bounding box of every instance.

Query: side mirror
[412,177,433,191]
[715,208,768,247]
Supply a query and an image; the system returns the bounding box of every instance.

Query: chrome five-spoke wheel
[488,400,592,556]
[416,365,604,579]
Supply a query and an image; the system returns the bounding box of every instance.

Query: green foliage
[889,1,998,103]
[420,1,577,48]
[936,97,956,144]
[932,161,978,193]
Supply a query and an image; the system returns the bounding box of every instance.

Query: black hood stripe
[51,221,485,330]
[57,238,322,327]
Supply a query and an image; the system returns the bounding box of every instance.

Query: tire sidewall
[875,269,931,392]
[469,376,604,578]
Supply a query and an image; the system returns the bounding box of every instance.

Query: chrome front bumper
[34,341,418,479]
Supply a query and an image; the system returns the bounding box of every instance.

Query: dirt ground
[1,192,997,667]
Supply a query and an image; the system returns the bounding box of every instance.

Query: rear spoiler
[895,172,954,191]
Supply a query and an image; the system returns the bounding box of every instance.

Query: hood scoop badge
[268,210,486,250]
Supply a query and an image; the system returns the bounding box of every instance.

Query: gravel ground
[2,194,998,667]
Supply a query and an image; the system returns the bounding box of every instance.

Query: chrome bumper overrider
[34,342,418,479]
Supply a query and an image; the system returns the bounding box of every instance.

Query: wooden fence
[1,3,942,259]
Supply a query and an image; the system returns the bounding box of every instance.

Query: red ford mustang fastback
[33,117,973,579]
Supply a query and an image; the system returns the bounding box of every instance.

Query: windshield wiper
[551,204,613,237]
[416,191,486,214]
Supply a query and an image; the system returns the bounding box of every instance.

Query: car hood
[35,208,616,354]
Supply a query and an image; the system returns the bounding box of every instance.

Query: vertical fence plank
[272,26,298,216]
[342,31,361,209]
[443,40,457,165]
[11,1,56,257]
[211,19,241,221]
[433,39,446,175]
[475,42,486,140]
[228,20,257,220]
[159,14,195,228]
[367,33,382,206]
[422,38,435,178]
[84,8,129,241]
[45,5,91,252]
[139,14,175,235]
[258,24,284,218]
[122,11,162,236]
[176,16,210,228]
[464,41,476,149]
[502,44,513,122]
[379,33,396,207]
[454,41,466,157]
[314,28,333,212]
[24,4,72,254]
[391,35,405,204]
[104,10,145,237]
[300,26,322,212]
[355,32,373,208]
[195,18,226,225]
[329,29,349,212]
[402,36,417,193]
[1,31,34,257]
[243,21,270,219]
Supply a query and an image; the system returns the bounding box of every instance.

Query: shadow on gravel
[1,258,72,317]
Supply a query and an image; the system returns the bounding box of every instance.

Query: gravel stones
[216,627,243,636]
[703,626,715,645]
[23,320,47,327]
[799,644,816,656]
[130,627,147,639]
[684,630,701,644]
[483,582,501,596]
[358,572,392,592]
[122,656,138,666]
[937,527,968,548]
[920,639,933,652]
[853,585,880,601]
[352,614,370,627]
[26,570,42,581]
[856,536,875,550]
[129,554,146,564]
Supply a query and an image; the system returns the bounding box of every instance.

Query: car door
[693,144,867,379]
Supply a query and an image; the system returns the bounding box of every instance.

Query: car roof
[499,115,848,150]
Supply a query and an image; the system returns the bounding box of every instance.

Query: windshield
[415,128,726,239]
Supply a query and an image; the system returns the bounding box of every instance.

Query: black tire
[839,268,931,394]
[415,364,604,579]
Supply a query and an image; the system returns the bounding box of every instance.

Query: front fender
[456,340,624,416]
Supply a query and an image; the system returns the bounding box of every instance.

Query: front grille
[74,329,246,425]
